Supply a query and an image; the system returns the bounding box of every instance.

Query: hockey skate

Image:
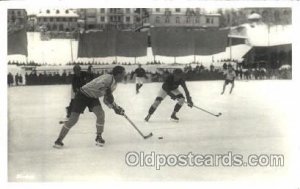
[53,139,64,149]
[170,113,179,122]
[95,135,105,147]
[144,114,151,122]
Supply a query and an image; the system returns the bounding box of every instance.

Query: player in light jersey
[54,66,126,148]
[221,65,236,95]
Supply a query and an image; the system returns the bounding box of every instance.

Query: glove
[186,96,193,108]
[168,92,177,100]
[113,105,125,115]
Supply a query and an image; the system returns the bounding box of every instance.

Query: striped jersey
[81,74,117,98]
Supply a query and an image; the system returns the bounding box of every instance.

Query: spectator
[15,73,19,86]
[18,74,23,85]
[8,72,14,87]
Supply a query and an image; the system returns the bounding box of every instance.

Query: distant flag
[7,26,28,56]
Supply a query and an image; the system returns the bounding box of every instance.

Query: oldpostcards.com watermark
[125,151,284,170]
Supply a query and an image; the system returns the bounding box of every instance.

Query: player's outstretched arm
[103,88,125,116]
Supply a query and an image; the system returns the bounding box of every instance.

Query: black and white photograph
[1,0,300,188]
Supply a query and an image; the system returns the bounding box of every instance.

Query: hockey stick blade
[143,132,153,139]
[216,113,222,117]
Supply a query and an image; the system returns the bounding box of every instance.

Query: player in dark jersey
[85,65,95,82]
[130,64,148,94]
[144,68,193,122]
[54,66,126,148]
[65,65,96,118]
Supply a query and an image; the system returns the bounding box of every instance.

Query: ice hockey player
[221,64,236,95]
[130,64,148,94]
[144,68,193,122]
[54,66,126,148]
[65,65,88,118]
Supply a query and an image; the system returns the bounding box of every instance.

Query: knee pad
[65,116,79,128]
[178,97,185,105]
[176,94,184,99]
[153,97,163,108]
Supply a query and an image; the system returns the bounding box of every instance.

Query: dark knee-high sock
[96,123,104,135]
[57,125,70,141]
[148,106,156,115]
[173,104,182,114]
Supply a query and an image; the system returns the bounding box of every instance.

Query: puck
[158,136,163,140]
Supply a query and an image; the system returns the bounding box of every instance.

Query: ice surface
[7,80,297,181]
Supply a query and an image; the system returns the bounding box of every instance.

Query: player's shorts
[72,91,101,114]
[135,77,144,84]
[224,79,234,85]
[157,88,183,99]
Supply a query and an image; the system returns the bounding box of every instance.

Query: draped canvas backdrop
[150,28,229,56]
[77,31,148,57]
[7,27,28,56]
[78,28,229,58]
[150,27,195,56]
[8,29,236,65]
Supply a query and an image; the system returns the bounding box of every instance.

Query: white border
[1,1,300,189]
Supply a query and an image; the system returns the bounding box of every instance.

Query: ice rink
[7,80,297,182]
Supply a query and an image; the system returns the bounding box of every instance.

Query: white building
[36,9,79,32]
[149,8,220,28]
[78,8,139,30]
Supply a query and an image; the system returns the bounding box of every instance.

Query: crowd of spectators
[7,60,292,86]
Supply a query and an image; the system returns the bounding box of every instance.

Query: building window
[62,18,66,22]
[46,9,50,14]
[126,8,130,14]
[52,24,57,30]
[165,16,170,23]
[175,8,180,13]
[176,17,180,23]
[59,24,64,31]
[43,18,47,22]
[101,16,105,22]
[155,16,160,23]
[195,17,200,23]
[50,17,53,22]
[186,17,190,23]
[126,16,130,22]
[69,18,73,22]
[206,18,210,24]
[17,11,21,16]
[57,17,61,22]
[56,10,60,14]
[156,8,160,13]
[100,8,105,13]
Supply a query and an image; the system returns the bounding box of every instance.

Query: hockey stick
[185,102,222,117]
[123,114,153,139]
